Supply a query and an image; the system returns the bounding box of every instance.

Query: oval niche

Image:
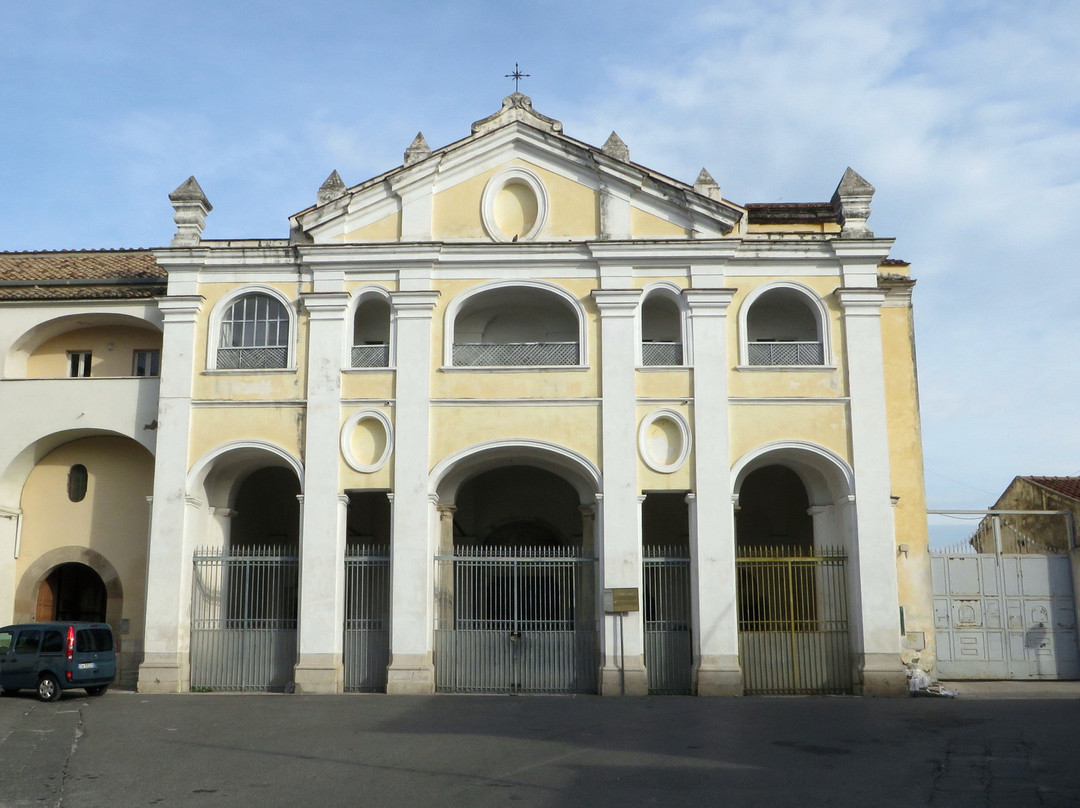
[341,410,393,473]
[481,167,549,243]
[638,409,691,473]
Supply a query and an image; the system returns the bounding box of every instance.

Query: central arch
[430,440,601,694]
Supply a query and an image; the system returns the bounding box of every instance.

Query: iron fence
[643,545,693,694]
[747,341,824,366]
[452,342,579,367]
[641,342,684,366]
[343,545,391,692]
[736,545,851,695]
[434,545,599,694]
[351,344,390,368]
[190,545,298,691]
[216,346,289,370]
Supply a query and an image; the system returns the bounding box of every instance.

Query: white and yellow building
[0,94,933,695]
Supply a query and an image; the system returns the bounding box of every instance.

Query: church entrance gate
[736,545,852,695]
[189,545,298,691]
[434,545,599,694]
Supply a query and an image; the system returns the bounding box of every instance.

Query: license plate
[78,662,96,670]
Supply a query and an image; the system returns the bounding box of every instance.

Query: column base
[386,653,435,695]
[855,654,907,696]
[294,654,344,694]
[137,653,187,693]
[695,655,744,696]
[600,658,649,696]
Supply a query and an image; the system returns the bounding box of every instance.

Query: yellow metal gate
[736,545,852,695]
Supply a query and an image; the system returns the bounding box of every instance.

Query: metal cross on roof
[505,63,530,93]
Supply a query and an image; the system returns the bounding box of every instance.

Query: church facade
[0,95,933,695]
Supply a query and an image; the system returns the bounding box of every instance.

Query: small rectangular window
[133,350,161,377]
[76,628,113,653]
[14,630,41,654]
[41,630,64,654]
[67,351,92,377]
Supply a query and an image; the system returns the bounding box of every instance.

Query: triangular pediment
[291,96,744,245]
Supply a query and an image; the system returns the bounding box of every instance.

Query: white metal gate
[643,546,692,695]
[433,545,599,694]
[931,548,1079,680]
[343,545,390,692]
[190,545,298,691]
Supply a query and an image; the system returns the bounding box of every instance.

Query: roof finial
[505,62,530,93]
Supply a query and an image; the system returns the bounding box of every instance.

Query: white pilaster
[684,288,742,695]
[592,288,647,696]
[295,291,350,693]
[386,289,440,694]
[138,295,203,693]
[837,287,904,695]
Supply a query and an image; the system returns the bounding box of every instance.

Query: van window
[41,630,64,653]
[0,631,11,654]
[14,630,41,654]
[75,628,113,653]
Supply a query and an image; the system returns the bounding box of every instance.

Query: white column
[591,288,647,696]
[684,288,742,695]
[386,290,440,694]
[0,506,22,623]
[138,295,203,693]
[837,287,904,695]
[294,292,350,693]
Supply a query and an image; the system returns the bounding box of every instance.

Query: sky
[2,1,1077,545]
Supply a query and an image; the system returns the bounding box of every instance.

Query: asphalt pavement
[2,687,1079,807]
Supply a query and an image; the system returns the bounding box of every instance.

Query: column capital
[337,494,351,506]
[391,290,440,316]
[300,291,350,318]
[836,287,888,315]
[156,295,205,323]
[591,288,642,314]
[684,288,736,314]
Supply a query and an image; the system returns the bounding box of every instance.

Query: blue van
[0,622,116,701]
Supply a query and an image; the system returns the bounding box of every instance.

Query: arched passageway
[37,563,107,623]
[733,455,852,695]
[188,452,302,692]
[433,459,599,694]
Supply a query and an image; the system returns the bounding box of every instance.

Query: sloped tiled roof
[0,250,166,300]
[1026,476,1080,501]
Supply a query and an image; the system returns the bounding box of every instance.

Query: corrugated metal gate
[931,548,1079,680]
[343,545,390,692]
[434,545,599,694]
[643,545,692,694]
[190,545,298,691]
[736,545,852,695]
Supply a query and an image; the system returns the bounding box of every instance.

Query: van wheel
[85,686,108,697]
[37,674,62,702]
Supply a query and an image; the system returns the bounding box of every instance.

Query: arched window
[640,292,684,366]
[447,283,583,367]
[216,293,290,370]
[351,294,391,368]
[742,286,827,366]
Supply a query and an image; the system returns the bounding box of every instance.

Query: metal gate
[434,545,599,694]
[736,545,852,695]
[643,545,692,694]
[343,545,390,692]
[931,545,1079,680]
[190,545,298,691]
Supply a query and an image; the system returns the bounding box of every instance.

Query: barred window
[217,294,290,369]
[745,288,825,366]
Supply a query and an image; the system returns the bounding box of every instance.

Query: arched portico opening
[431,442,600,694]
[37,562,107,623]
[187,443,302,692]
[732,444,854,695]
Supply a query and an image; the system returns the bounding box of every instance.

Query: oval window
[638,410,692,473]
[67,464,88,502]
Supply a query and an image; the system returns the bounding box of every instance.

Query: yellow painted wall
[188,406,304,469]
[630,206,689,238]
[880,289,934,666]
[27,326,162,378]
[727,404,851,464]
[430,405,600,468]
[15,436,153,677]
[636,370,693,400]
[340,212,401,243]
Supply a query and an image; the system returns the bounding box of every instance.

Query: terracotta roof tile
[1026,476,1080,501]
[0,250,166,301]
